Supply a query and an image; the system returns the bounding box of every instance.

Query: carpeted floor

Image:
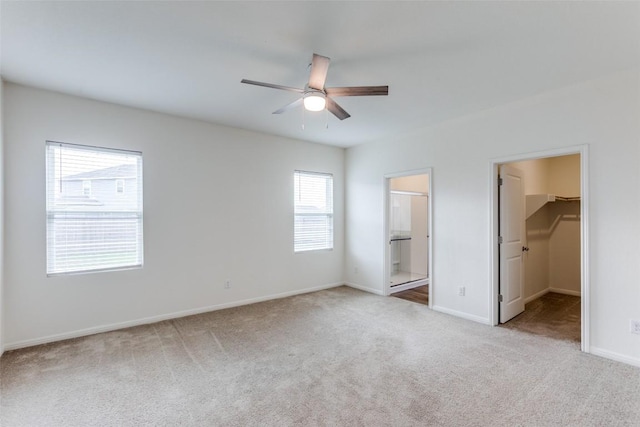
[1,286,639,426]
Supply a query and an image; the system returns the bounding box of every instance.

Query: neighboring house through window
[294,170,333,252]
[45,141,143,275]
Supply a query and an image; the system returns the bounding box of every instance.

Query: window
[294,170,333,252]
[82,180,91,197]
[115,179,125,194]
[46,141,143,275]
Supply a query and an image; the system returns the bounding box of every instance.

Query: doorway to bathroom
[384,169,432,307]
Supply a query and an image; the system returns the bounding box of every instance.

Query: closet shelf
[526,194,580,219]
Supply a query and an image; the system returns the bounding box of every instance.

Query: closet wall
[390,175,429,194]
[509,154,581,301]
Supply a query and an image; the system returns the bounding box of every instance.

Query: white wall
[0,79,4,355]
[3,83,345,348]
[345,69,640,364]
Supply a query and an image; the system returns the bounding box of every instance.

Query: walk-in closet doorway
[490,146,589,352]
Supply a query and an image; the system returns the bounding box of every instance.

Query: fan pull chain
[301,105,305,130]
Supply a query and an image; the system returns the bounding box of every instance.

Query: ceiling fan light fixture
[241,53,387,120]
[303,92,326,112]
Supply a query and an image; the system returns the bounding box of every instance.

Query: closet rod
[390,237,412,242]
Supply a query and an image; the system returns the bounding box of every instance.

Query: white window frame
[294,170,334,253]
[46,141,143,275]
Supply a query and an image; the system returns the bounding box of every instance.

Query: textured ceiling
[2,1,639,147]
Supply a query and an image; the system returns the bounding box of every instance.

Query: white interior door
[499,165,525,323]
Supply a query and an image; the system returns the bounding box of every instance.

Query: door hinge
[498,177,503,186]
[498,294,504,302]
[498,236,503,244]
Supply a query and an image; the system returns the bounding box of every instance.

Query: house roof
[63,164,137,181]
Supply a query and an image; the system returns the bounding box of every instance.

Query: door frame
[489,145,590,352]
[383,167,433,309]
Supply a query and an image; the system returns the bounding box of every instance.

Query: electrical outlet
[630,319,640,335]
[224,280,231,289]
[458,286,465,296]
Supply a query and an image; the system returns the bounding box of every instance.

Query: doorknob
[522,246,530,252]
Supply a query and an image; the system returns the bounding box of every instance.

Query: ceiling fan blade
[272,98,303,114]
[326,97,351,120]
[325,86,389,97]
[308,53,330,90]
[241,79,304,93]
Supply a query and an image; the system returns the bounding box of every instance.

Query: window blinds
[45,141,143,275]
[294,170,333,252]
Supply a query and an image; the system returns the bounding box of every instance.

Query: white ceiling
[1,1,639,148]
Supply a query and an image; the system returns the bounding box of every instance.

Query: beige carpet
[1,286,639,426]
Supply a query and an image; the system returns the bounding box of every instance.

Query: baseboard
[549,287,581,297]
[590,346,640,368]
[524,288,549,304]
[432,305,491,325]
[2,282,344,352]
[390,278,429,294]
[344,282,385,296]
[525,287,580,304]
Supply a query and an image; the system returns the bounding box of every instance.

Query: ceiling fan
[241,53,388,120]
